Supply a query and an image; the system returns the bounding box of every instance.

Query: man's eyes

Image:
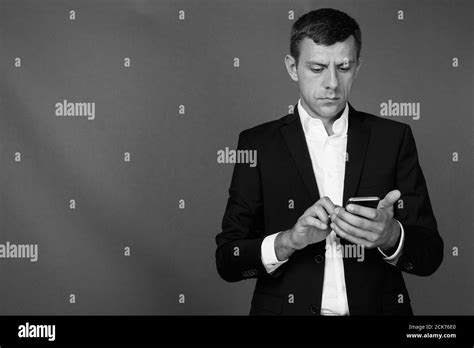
[310,67,351,73]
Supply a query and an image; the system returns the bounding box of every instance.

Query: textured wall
[0,0,472,315]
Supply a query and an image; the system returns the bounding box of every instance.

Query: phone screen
[345,197,380,210]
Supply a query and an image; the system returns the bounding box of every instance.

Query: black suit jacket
[215,103,443,315]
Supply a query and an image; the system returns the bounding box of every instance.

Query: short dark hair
[290,8,362,64]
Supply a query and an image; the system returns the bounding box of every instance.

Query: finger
[377,189,401,210]
[316,204,334,225]
[334,208,373,231]
[318,196,337,216]
[331,222,372,248]
[346,204,379,221]
[301,215,328,230]
[329,205,343,222]
[305,201,330,223]
[332,215,377,242]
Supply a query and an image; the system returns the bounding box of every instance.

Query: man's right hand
[274,196,336,261]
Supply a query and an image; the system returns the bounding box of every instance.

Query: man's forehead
[299,37,357,61]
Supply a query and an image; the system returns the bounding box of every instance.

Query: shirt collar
[297,98,349,138]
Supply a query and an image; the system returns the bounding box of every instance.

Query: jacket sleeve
[393,125,444,276]
[215,131,282,282]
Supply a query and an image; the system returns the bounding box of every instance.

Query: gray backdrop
[0,0,472,315]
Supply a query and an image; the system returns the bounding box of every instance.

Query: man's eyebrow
[337,59,355,67]
[305,60,328,67]
[304,59,355,67]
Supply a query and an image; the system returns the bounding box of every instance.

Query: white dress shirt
[261,99,405,315]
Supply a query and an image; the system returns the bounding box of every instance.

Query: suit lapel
[341,103,371,315]
[342,103,371,211]
[280,106,320,203]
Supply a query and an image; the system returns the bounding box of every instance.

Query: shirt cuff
[261,232,289,274]
[378,219,405,266]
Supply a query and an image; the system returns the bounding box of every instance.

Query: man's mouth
[320,97,340,101]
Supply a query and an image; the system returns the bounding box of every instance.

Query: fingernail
[347,204,353,212]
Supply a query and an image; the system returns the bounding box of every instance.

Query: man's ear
[284,54,299,82]
[354,56,362,79]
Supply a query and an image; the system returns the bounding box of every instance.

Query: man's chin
[315,103,344,118]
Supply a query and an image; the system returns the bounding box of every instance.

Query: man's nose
[324,67,339,90]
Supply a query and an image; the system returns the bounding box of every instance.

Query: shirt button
[314,254,325,264]
[404,262,413,271]
[309,305,320,314]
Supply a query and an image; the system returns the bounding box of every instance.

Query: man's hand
[330,190,401,250]
[274,196,336,261]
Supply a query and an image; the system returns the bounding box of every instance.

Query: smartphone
[344,196,380,210]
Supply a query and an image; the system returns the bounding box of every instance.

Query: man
[215,8,443,315]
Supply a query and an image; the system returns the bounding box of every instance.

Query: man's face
[285,36,361,119]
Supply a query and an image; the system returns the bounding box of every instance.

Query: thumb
[377,190,401,210]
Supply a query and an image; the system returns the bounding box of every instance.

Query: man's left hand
[329,190,401,250]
